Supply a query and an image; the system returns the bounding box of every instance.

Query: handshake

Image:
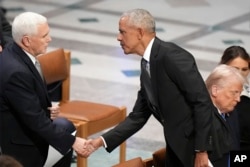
[72,137,103,158]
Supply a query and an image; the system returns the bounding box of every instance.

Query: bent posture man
[85,8,215,167]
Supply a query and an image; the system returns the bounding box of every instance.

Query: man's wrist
[99,136,107,148]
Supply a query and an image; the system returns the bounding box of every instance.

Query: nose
[47,35,52,42]
[240,71,245,77]
[117,33,122,41]
[235,95,241,102]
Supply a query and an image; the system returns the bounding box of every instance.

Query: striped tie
[221,113,226,121]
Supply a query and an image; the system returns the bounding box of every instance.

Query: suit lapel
[13,44,44,84]
[12,43,50,104]
[149,38,161,109]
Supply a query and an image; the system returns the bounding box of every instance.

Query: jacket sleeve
[102,88,152,152]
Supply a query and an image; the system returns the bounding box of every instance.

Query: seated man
[205,64,245,167]
[0,11,87,167]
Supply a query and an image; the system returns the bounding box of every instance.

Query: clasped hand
[73,137,102,158]
[48,105,60,120]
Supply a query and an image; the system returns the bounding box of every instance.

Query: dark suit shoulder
[0,43,29,72]
[153,37,193,60]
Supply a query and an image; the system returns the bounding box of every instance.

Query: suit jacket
[226,110,240,150]
[209,107,235,167]
[103,37,214,166]
[236,95,250,150]
[0,43,75,167]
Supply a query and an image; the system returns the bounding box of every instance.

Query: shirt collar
[216,108,223,115]
[23,49,36,65]
[215,106,229,118]
[143,38,155,62]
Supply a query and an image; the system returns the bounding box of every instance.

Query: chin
[123,51,129,55]
[122,47,130,54]
[123,49,132,55]
[42,48,48,54]
[229,107,235,112]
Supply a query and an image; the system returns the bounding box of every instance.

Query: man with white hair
[0,12,87,167]
[206,64,245,167]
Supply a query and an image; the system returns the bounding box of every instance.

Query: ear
[137,28,144,39]
[22,36,30,47]
[211,85,218,97]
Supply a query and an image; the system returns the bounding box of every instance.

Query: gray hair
[12,12,47,43]
[121,9,155,33]
[206,64,245,93]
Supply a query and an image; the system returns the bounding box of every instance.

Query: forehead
[119,17,139,35]
[227,57,249,67]
[29,23,49,38]
[119,16,129,26]
[37,23,49,32]
[222,81,243,90]
[37,22,48,28]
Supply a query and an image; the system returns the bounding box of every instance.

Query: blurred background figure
[0,155,23,167]
[0,6,12,52]
[219,45,250,150]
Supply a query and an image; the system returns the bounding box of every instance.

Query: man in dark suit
[84,9,215,167]
[0,12,88,167]
[205,64,244,166]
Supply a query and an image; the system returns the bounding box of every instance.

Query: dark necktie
[141,58,156,107]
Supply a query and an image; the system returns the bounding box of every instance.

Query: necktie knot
[142,58,150,76]
[35,60,40,67]
[221,113,226,121]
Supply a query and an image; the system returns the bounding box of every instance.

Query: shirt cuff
[195,150,207,153]
[100,136,107,148]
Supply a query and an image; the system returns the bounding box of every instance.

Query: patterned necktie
[35,60,43,80]
[141,58,156,106]
[221,113,226,121]
[142,58,150,77]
